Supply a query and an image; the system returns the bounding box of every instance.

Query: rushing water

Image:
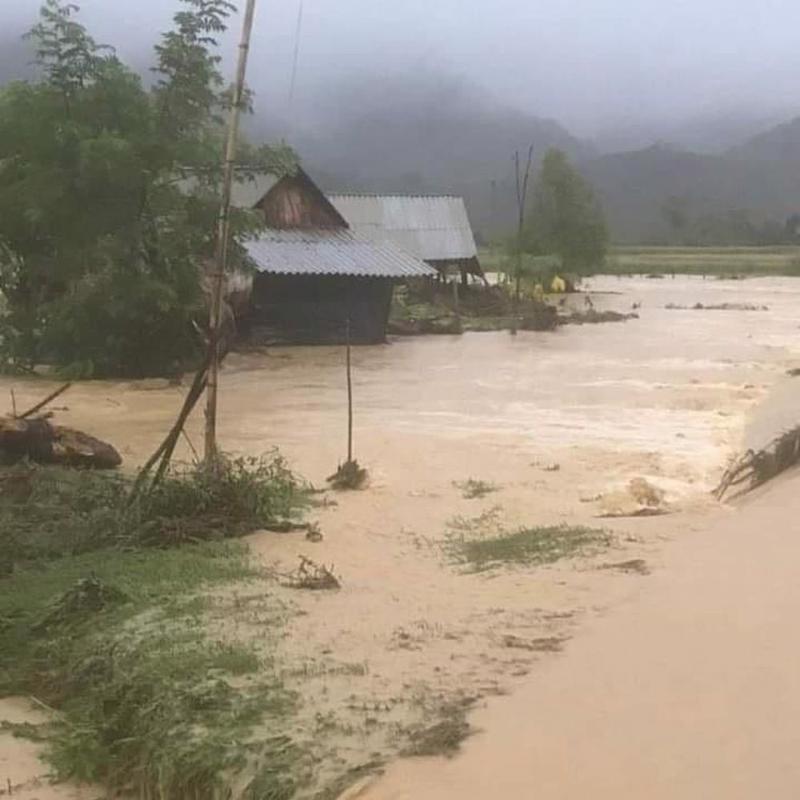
[2,276,799,495]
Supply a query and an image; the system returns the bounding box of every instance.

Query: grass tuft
[403,698,475,758]
[446,511,612,572]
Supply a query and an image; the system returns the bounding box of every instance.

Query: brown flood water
[360,471,800,800]
[3,276,800,798]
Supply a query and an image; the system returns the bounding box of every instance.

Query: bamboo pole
[205,0,258,466]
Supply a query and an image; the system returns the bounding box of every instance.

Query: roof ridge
[327,192,465,200]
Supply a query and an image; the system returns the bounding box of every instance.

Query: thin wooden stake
[10,388,16,418]
[346,318,353,463]
[205,0,258,467]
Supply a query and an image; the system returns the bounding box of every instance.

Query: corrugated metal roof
[327,194,478,262]
[245,229,437,278]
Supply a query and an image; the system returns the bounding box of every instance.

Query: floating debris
[665,302,768,311]
[283,556,340,591]
[715,425,800,500]
[597,478,669,518]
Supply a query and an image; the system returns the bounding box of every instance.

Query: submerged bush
[134,453,308,545]
[0,451,308,567]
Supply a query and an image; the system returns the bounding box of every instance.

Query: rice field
[479,246,800,278]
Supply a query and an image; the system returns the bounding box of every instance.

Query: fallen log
[0,415,121,469]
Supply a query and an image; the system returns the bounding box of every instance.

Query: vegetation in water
[0,538,304,800]
[1,451,308,569]
[454,478,499,499]
[0,0,296,378]
[445,509,612,572]
[0,447,318,799]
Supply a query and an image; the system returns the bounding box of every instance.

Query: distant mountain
[250,75,594,241]
[581,140,800,242]
[728,116,800,162]
[591,111,786,156]
[271,79,800,243]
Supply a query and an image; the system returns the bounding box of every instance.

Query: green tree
[0,0,294,377]
[526,148,608,273]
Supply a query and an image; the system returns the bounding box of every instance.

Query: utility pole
[205,0,258,466]
[514,145,534,313]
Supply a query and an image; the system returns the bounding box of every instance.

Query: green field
[479,246,800,278]
[606,246,800,277]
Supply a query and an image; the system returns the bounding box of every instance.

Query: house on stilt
[232,168,436,344]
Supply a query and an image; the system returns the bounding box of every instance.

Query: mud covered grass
[454,478,499,499]
[0,458,317,800]
[446,509,612,571]
[0,540,306,800]
[402,697,475,758]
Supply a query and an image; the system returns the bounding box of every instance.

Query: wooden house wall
[249,274,394,344]
[256,171,348,230]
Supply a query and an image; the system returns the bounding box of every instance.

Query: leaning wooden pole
[205,0,258,466]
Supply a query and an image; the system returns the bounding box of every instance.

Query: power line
[288,1,304,109]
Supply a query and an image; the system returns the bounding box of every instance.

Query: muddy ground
[3,276,800,798]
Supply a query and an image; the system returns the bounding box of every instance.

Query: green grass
[0,540,302,799]
[1,453,309,567]
[0,456,315,800]
[445,510,612,572]
[478,245,800,278]
[605,245,800,277]
[478,247,561,278]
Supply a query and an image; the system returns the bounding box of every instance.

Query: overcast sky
[5,0,800,139]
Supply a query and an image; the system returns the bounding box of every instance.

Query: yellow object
[550,274,566,293]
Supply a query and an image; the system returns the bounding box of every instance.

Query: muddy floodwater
[3,275,800,799]
[8,276,798,496]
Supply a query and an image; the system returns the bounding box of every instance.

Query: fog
[4,0,800,147]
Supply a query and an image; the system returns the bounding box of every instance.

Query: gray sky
[5,0,800,141]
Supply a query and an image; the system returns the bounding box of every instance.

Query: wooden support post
[205,0,258,466]
[451,272,461,330]
[346,318,353,464]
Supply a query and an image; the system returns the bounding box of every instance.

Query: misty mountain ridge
[259,77,800,243]
[2,29,800,243]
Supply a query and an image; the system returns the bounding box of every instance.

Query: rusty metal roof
[244,229,436,278]
[327,194,478,262]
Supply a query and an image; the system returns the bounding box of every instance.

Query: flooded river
[6,275,798,499]
[3,276,800,799]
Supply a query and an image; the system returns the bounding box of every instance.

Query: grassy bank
[0,461,310,800]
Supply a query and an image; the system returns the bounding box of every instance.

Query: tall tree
[527,148,608,273]
[0,0,294,378]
